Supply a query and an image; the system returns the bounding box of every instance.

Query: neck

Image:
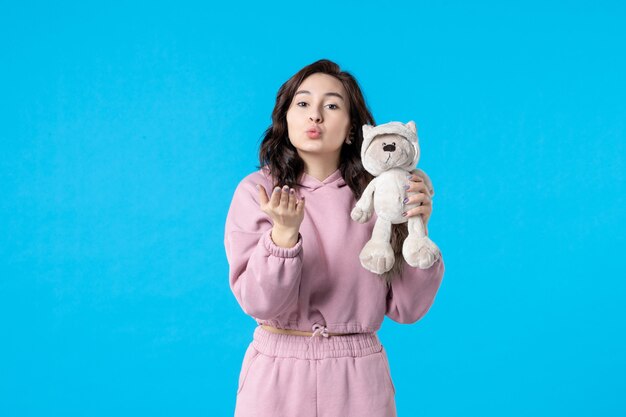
[299,152,340,182]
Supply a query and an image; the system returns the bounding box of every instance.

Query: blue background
[1,1,624,416]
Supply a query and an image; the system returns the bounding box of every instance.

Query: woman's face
[286,72,351,160]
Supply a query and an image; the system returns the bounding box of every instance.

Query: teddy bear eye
[382,143,386,146]
[392,142,396,146]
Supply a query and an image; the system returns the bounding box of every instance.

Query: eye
[326,104,339,110]
[392,142,396,146]
[296,102,308,107]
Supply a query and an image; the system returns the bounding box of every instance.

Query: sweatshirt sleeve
[224,175,304,321]
[385,252,445,324]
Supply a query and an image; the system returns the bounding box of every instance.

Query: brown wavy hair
[257,58,407,286]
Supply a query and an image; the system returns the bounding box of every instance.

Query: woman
[224,59,445,416]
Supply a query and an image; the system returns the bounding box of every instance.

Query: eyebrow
[294,90,345,101]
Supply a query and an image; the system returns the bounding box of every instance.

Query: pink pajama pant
[234,325,397,417]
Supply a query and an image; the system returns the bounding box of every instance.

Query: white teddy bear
[351,121,441,274]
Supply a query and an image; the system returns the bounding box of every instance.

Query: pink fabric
[235,326,397,417]
[224,167,446,333]
[225,167,445,415]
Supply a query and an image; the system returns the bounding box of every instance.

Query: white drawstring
[310,323,329,341]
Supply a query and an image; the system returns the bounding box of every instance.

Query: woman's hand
[402,174,432,228]
[257,184,305,247]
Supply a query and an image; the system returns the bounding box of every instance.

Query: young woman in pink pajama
[224,59,445,417]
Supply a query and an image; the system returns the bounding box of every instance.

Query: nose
[308,107,322,123]
[383,143,396,152]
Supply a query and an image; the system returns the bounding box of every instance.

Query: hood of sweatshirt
[260,166,347,191]
[300,168,347,191]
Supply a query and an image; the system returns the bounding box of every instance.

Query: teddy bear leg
[359,217,395,274]
[402,216,441,269]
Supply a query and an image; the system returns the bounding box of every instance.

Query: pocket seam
[379,346,396,395]
[237,348,261,395]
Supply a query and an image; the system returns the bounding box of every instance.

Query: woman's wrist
[271,224,300,248]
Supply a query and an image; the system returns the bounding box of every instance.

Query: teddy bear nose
[383,144,396,152]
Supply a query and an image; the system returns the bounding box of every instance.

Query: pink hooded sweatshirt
[224,167,445,334]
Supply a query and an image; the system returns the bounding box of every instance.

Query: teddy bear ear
[362,124,373,135]
[406,121,417,134]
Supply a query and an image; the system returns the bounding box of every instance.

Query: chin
[298,146,324,154]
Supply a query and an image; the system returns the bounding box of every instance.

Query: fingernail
[274,187,281,193]
[402,211,407,217]
[289,188,295,194]
[282,185,289,191]
[403,197,409,204]
[403,185,409,190]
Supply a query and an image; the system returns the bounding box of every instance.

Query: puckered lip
[306,125,322,134]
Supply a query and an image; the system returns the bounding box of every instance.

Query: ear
[406,121,417,134]
[362,124,373,135]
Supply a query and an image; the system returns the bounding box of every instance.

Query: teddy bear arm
[356,180,377,213]
[412,168,435,197]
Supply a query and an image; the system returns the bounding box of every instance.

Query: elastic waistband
[252,325,382,360]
